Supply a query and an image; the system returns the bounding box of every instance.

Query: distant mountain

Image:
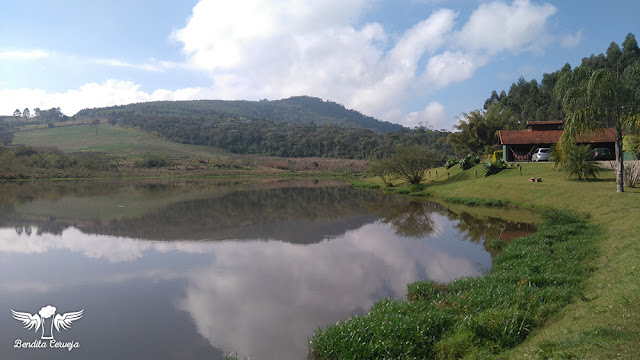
[67,96,452,159]
[75,96,404,133]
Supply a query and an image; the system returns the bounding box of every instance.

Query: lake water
[0,179,536,360]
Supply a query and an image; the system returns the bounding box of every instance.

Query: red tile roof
[499,128,616,145]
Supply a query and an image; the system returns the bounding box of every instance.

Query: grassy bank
[310,210,599,359]
[312,162,640,359]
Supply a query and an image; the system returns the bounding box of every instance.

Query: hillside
[11,124,228,159]
[5,97,453,160]
[75,96,404,133]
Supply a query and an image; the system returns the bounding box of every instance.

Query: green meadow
[12,124,228,159]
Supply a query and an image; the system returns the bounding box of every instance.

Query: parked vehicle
[532,148,552,161]
[593,148,613,160]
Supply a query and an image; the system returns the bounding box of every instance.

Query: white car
[532,148,551,161]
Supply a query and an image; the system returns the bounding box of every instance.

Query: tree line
[448,33,640,156]
[104,113,453,160]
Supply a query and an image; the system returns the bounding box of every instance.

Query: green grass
[12,124,228,159]
[351,181,381,190]
[315,162,640,359]
[442,196,509,207]
[310,210,599,359]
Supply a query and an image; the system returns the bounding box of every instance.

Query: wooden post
[474,170,477,179]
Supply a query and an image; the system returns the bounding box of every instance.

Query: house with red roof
[499,121,616,162]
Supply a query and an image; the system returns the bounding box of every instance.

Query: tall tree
[23,108,30,118]
[447,104,519,154]
[556,60,640,192]
[606,42,622,70]
[13,109,21,117]
[620,33,640,69]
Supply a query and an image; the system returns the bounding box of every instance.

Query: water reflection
[0,180,536,360]
[371,197,438,237]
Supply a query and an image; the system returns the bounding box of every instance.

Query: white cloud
[403,101,450,130]
[423,51,488,89]
[172,0,371,72]
[3,0,560,129]
[0,49,53,60]
[456,0,556,54]
[168,0,557,129]
[92,58,179,72]
[561,29,582,48]
[0,80,210,116]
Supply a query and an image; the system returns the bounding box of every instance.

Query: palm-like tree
[556,60,640,192]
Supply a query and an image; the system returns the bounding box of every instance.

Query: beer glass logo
[11,305,83,340]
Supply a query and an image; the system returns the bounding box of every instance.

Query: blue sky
[1,0,638,130]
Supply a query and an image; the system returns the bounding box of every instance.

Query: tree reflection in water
[0,179,535,249]
[371,197,436,237]
[371,196,536,250]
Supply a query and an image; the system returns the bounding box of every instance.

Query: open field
[12,124,229,159]
[4,124,369,179]
[353,162,640,359]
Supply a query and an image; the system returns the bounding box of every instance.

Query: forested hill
[75,96,404,133]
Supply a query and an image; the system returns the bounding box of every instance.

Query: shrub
[368,159,394,186]
[459,153,480,170]
[623,134,640,159]
[387,145,437,185]
[555,144,599,180]
[483,158,507,177]
[133,154,171,168]
[444,157,459,169]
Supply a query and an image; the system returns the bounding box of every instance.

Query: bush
[623,135,640,159]
[483,158,507,177]
[554,144,599,180]
[459,153,480,170]
[368,159,394,186]
[133,154,171,168]
[444,157,459,169]
[387,145,437,185]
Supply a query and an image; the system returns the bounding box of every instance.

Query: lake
[0,179,536,359]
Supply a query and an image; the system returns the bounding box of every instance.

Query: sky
[1,0,639,130]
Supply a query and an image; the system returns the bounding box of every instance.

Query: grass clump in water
[487,238,507,250]
[309,210,599,359]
